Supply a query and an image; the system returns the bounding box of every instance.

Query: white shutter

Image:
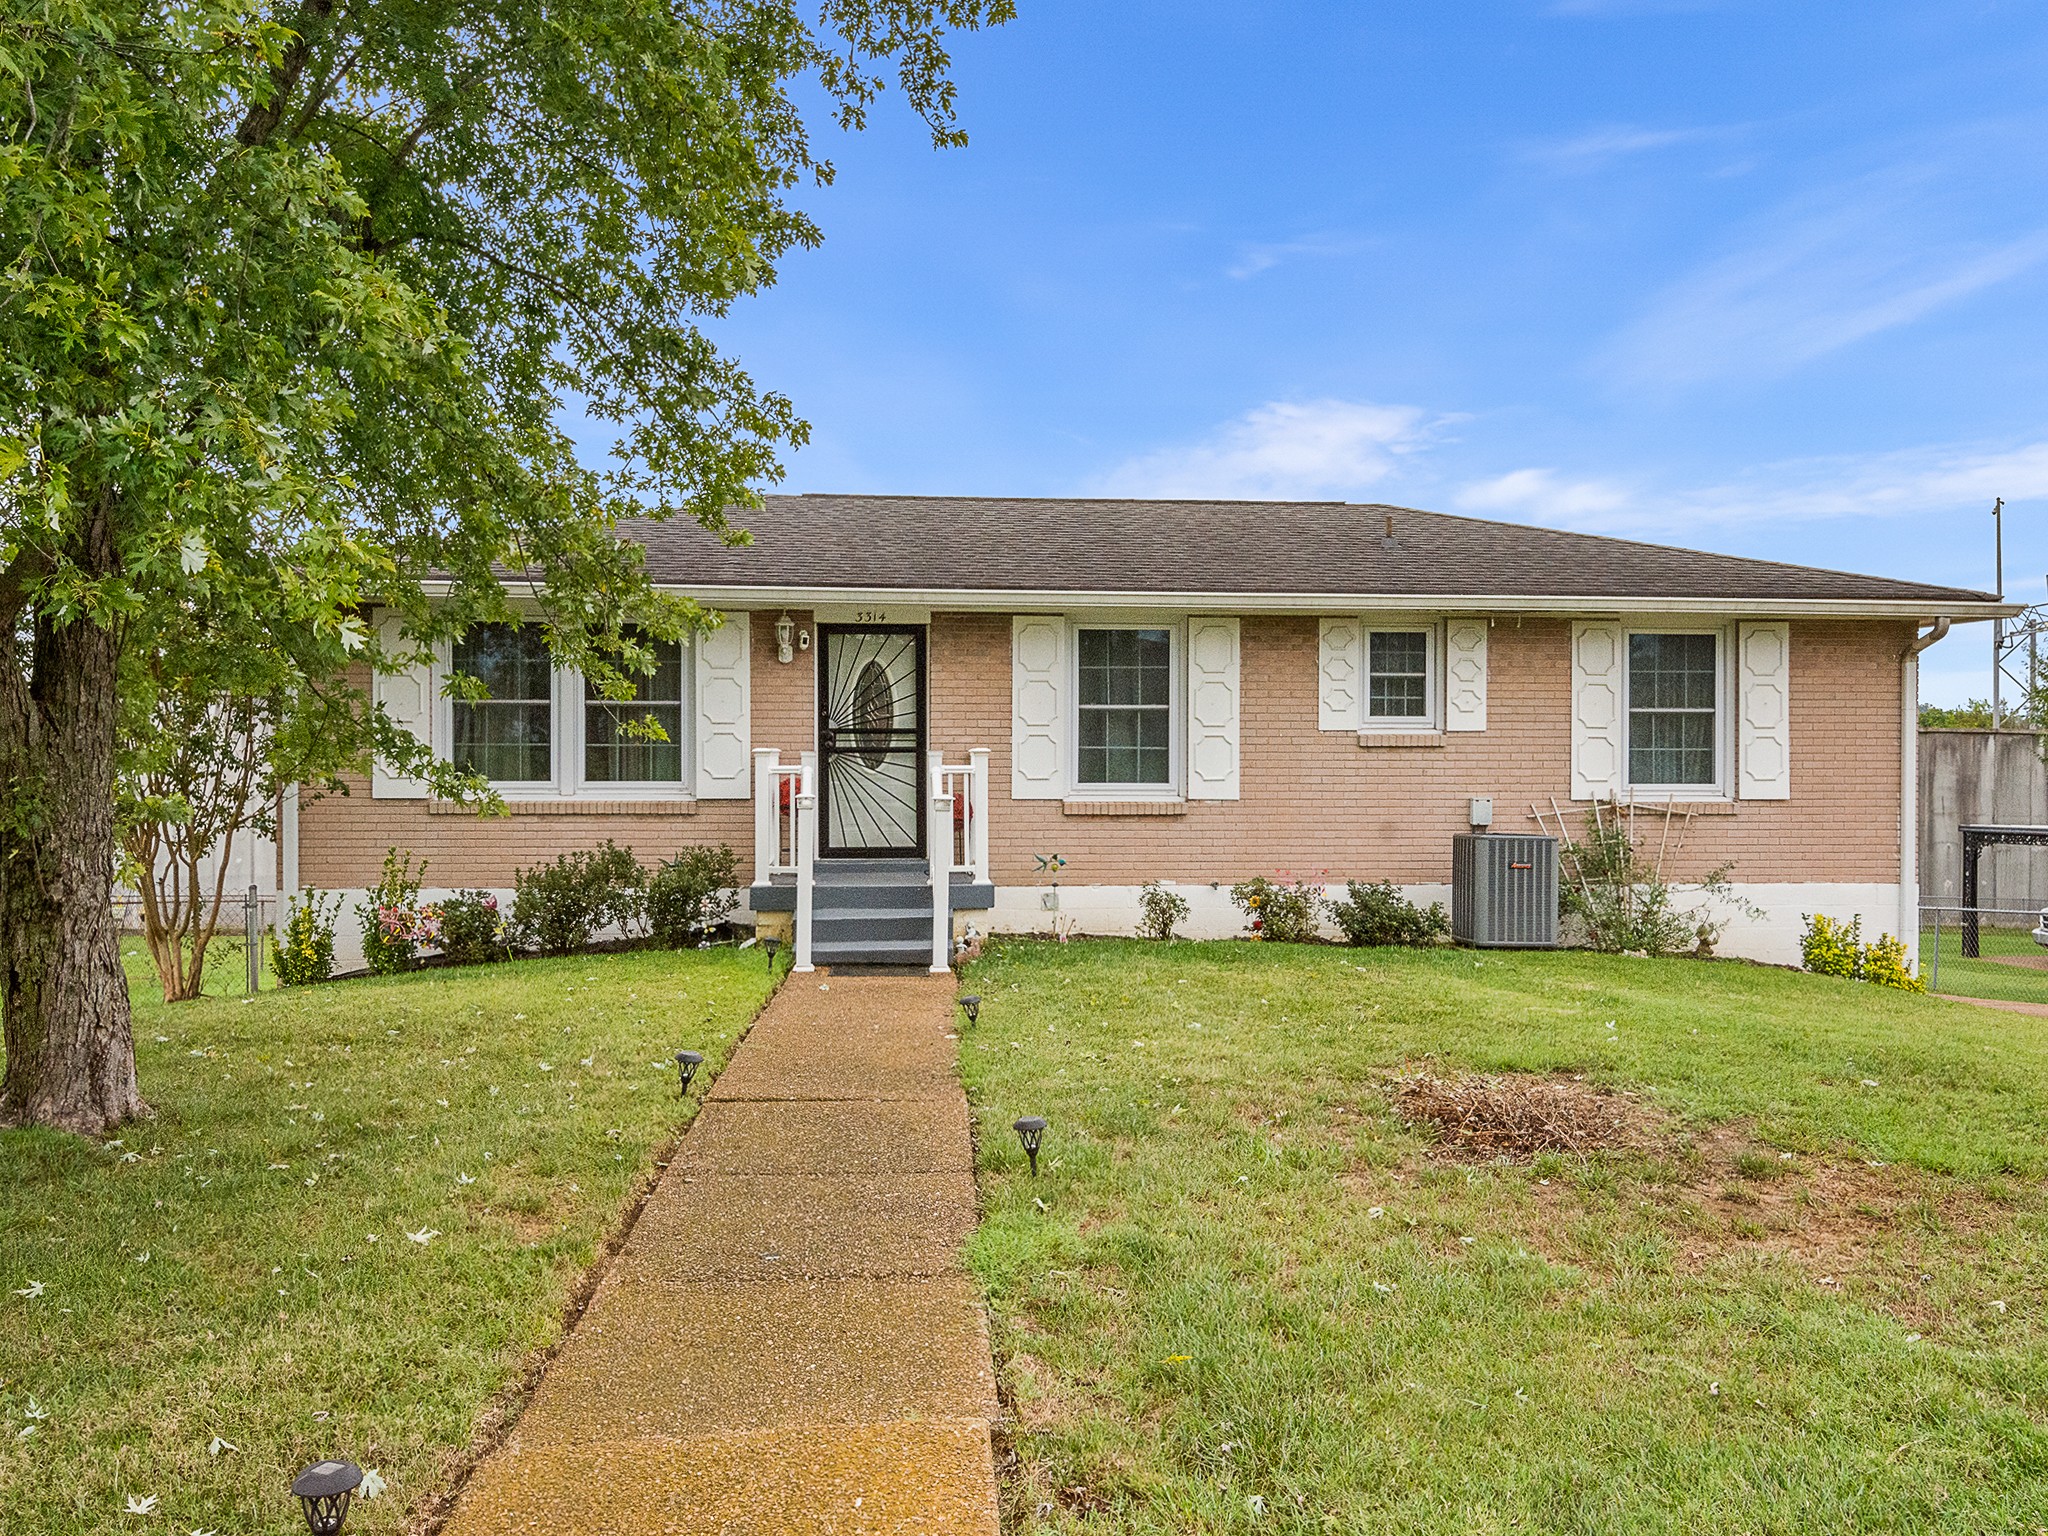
[1737,621,1792,800]
[1444,619,1488,732]
[1319,618,1361,731]
[1571,621,1625,801]
[371,612,433,799]
[1011,616,1068,799]
[694,612,751,799]
[1185,616,1240,800]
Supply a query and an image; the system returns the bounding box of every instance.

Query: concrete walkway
[445,973,999,1535]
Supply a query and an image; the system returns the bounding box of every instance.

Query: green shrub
[1329,880,1449,947]
[645,844,741,948]
[1229,875,1325,944]
[1800,913,1863,979]
[511,841,644,955]
[438,890,509,965]
[1136,880,1191,941]
[271,891,340,986]
[360,849,436,975]
[1800,913,1923,991]
[1862,931,1925,992]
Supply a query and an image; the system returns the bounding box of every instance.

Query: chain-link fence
[1921,904,2048,1003]
[112,886,281,996]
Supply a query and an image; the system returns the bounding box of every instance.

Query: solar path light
[763,935,783,971]
[291,1459,363,1535]
[1012,1115,1048,1176]
[675,1049,705,1097]
[958,994,981,1026]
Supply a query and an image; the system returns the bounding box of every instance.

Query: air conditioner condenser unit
[1451,833,1560,949]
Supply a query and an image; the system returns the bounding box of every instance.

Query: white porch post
[751,747,780,879]
[928,752,953,974]
[968,746,992,884]
[793,786,817,973]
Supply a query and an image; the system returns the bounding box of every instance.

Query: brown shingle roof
[626,496,1998,608]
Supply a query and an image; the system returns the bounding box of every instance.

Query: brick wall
[298,609,1908,891]
[931,612,1907,889]
[298,610,816,889]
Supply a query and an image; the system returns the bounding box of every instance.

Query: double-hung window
[1627,631,1721,791]
[585,632,686,785]
[1076,626,1174,789]
[452,622,553,783]
[1366,628,1436,727]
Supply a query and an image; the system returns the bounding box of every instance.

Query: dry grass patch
[1394,1069,1663,1158]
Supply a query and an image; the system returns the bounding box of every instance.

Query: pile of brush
[1395,1071,1653,1157]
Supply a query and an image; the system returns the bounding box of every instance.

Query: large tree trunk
[0,601,143,1134]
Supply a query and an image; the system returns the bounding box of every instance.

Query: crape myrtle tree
[117,597,462,1004]
[0,0,1010,1133]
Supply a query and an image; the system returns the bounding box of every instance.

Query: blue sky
[610,1,2048,704]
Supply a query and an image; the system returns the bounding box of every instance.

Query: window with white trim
[1075,626,1176,789]
[452,622,552,783]
[445,622,695,794]
[1626,631,1722,791]
[584,631,687,785]
[1366,627,1436,726]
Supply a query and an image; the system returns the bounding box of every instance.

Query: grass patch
[1920,920,2048,1007]
[961,939,2048,1534]
[0,945,777,1534]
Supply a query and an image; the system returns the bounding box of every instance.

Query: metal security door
[818,626,926,857]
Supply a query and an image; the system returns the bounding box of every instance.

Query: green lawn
[960,940,2048,1534]
[0,945,778,1534]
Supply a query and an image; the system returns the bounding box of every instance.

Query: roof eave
[637,583,2017,621]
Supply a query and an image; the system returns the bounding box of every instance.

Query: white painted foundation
[987,880,1911,970]
[305,879,1911,976]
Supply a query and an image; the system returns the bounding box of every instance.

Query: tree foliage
[0,0,1010,1130]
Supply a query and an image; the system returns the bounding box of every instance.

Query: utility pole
[1993,497,2006,728]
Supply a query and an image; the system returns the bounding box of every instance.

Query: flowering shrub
[361,849,431,975]
[1229,874,1326,944]
[272,891,341,986]
[438,890,509,965]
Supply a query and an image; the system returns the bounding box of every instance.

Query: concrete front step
[815,908,932,941]
[813,940,937,967]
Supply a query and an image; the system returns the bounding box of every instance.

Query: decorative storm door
[818,626,926,857]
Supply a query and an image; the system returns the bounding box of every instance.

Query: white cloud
[1457,468,1635,523]
[1603,157,2048,387]
[1225,234,1373,280]
[1090,399,1446,501]
[1456,437,2048,539]
[1520,123,1736,174]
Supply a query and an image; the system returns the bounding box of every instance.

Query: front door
[818,625,926,857]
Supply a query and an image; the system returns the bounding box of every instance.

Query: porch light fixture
[958,994,981,1026]
[775,611,796,664]
[1012,1115,1048,1176]
[675,1050,704,1097]
[291,1459,363,1535]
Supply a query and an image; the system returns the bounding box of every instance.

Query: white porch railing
[932,747,991,884]
[757,745,987,975]
[928,748,991,973]
[752,747,814,877]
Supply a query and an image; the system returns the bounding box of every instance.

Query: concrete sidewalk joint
[446,973,998,1535]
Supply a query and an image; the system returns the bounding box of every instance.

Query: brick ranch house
[287,496,2007,971]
